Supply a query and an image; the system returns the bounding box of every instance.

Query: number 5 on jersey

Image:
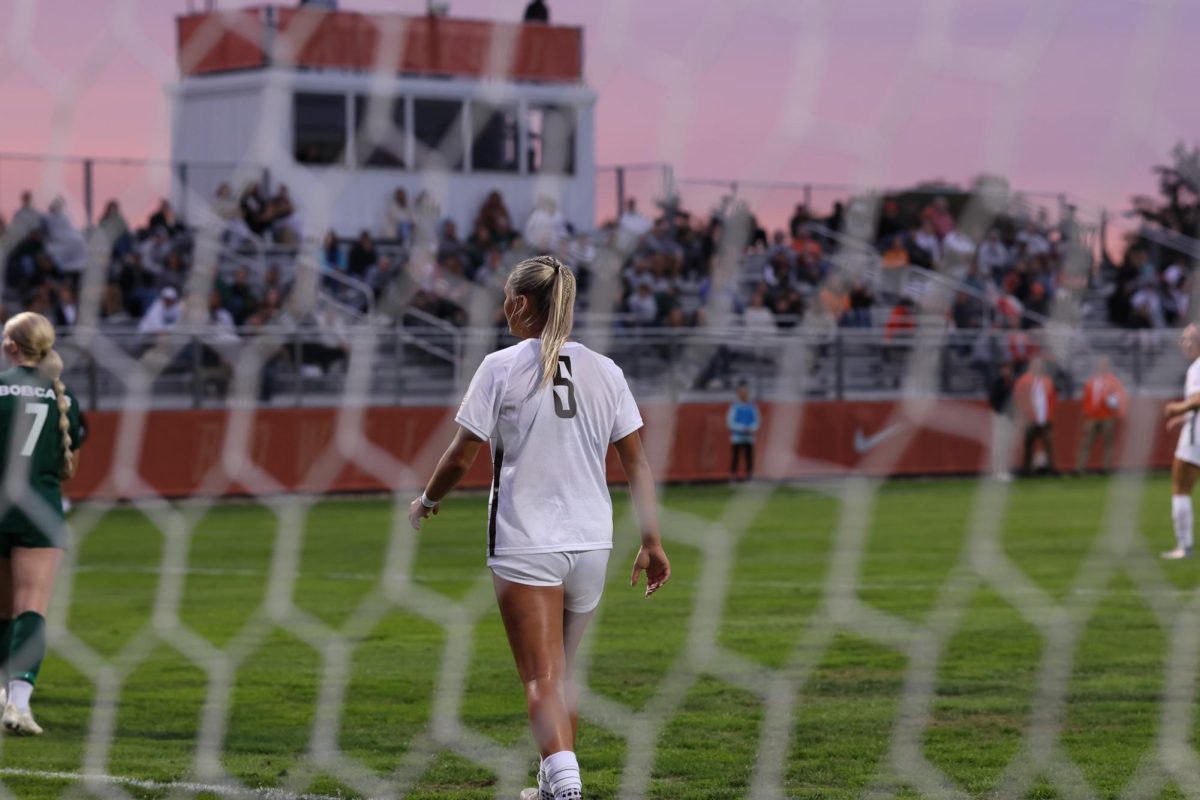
[553,356,577,419]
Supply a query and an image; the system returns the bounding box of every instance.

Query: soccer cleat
[2,703,43,736]
[1161,547,1193,560]
[519,769,553,800]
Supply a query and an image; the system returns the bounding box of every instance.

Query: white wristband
[419,493,438,509]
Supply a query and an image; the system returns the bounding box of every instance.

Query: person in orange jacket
[1014,357,1058,475]
[1075,355,1127,474]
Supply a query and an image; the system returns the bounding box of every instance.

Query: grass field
[0,475,1195,799]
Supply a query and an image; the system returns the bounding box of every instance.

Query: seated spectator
[763,289,797,331]
[474,248,509,292]
[1016,219,1051,257]
[99,282,132,325]
[219,266,259,325]
[147,199,185,238]
[437,220,471,269]
[626,282,659,326]
[364,255,399,300]
[466,221,494,275]
[923,196,955,240]
[117,252,158,317]
[212,183,239,222]
[347,230,378,278]
[139,228,173,273]
[743,289,777,335]
[239,182,271,237]
[5,228,50,297]
[819,276,850,326]
[49,283,77,328]
[950,292,982,330]
[263,264,290,301]
[910,220,941,267]
[790,227,822,264]
[159,252,188,294]
[476,190,513,240]
[9,191,41,242]
[138,286,183,335]
[319,230,346,272]
[788,203,812,240]
[876,199,904,242]
[941,228,975,278]
[524,196,567,251]
[845,279,875,327]
[884,297,916,340]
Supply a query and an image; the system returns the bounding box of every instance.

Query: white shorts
[1178,420,1200,467]
[488,549,610,613]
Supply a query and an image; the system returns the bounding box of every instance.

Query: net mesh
[0,1,1193,798]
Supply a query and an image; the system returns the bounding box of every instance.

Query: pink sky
[0,0,1196,232]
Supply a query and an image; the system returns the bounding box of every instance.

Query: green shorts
[0,508,68,557]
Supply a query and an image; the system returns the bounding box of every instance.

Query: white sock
[537,764,553,800]
[1173,495,1194,550]
[7,680,32,711]
[542,750,582,800]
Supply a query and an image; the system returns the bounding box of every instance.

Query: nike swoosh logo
[853,423,906,454]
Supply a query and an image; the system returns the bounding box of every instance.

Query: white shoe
[2,703,42,736]
[1161,547,1193,560]
[994,471,1013,483]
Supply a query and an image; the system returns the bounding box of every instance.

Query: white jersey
[1177,358,1200,465]
[455,339,643,557]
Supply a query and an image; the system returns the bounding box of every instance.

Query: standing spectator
[9,192,42,243]
[617,199,652,253]
[347,230,378,278]
[319,230,346,272]
[1075,355,1127,474]
[988,362,1016,482]
[726,381,760,482]
[269,185,299,245]
[239,182,270,237]
[147,200,185,238]
[1015,357,1058,475]
[96,200,133,259]
[42,199,87,280]
[523,196,567,252]
[523,0,549,22]
[384,188,413,243]
[977,228,1010,284]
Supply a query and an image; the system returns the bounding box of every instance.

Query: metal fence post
[615,166,625,219]
[191,335,203,409]
[177,162,189,222]
[87,353,99,412]
[834,332,844,400]
[83,159,94,227]
[293,330,303,406]
[1132,337,1143,388]
[803,183,812,210]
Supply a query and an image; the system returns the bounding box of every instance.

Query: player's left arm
[408,426,485,530]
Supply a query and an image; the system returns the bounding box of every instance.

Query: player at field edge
[726,380,760,482]
[409,254,671,800]
[1162,323,1200,559]
[0,312,83,734]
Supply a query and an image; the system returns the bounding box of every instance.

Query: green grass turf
[0,475,1192,799]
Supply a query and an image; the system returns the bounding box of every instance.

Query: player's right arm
[614,431,670,598]
[1165,394,1200,418]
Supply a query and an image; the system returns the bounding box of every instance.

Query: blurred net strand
[2,0,1197,797]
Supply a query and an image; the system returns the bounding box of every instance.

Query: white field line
[0,767,346,800]
[67,564,1194,597]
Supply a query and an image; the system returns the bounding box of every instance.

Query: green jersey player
[0,312,82,735]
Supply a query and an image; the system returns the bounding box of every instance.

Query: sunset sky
[0,0,1195,231]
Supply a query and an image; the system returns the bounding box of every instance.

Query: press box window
[293,93,347,165]
[414,98,464,171]
[354,95,406,168]
[471,103,519,173]
[527,105,576,175]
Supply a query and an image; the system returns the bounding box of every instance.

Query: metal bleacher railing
[54,322,1189,412]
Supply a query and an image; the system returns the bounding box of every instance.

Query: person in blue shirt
[727,381,761,482]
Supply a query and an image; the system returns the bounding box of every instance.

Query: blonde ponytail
[4,312,76,479]
[37,350,77,480]
[507,255,576,390]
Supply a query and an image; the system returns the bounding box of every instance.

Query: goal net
[0,1,1194,799]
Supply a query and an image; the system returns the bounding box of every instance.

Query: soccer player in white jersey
[1162,323,1200,559]
[409,255,671,800]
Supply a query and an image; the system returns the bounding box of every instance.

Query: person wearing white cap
[137,286,182,335]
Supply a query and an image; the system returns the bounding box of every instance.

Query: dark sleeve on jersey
[66,389,85,451]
